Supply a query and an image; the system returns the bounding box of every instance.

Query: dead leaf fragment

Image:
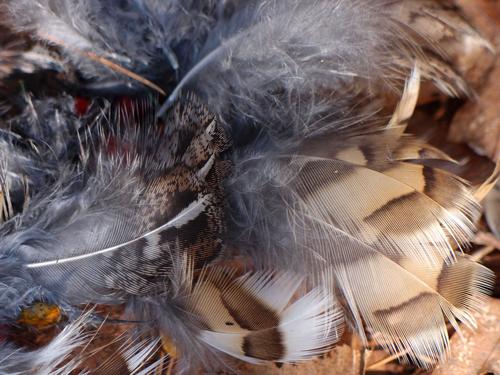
[432,298,500,375]
[223,344,362,375]
[448,0,500,161]
[484,181,500,238]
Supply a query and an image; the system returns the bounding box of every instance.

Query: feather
[1,0,216,80]
[3,97,228,303]
[127,264,342,372]
[0,0,494,373]
[2,0,115,80]
[0,44,63,80]
[0,311,91,375]
[158,0,472,131]
[474,162,500,202]
[226,69,490,366]
[0,94,84,199]
[189,270,342,364]
[330,252,491,366]
[484,180,500,238]
[86,335,167,375]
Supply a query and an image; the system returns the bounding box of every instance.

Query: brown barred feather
[0,1,496,374]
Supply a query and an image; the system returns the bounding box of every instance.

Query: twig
[40,33,166,96]
[367,349,411,371]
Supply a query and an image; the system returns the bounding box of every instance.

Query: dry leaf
[220,344,363,375]
[432,298,500,375]
[484,181,500,238]
[448,0,500,161]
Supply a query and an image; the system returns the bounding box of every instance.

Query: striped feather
[286,75,490,365]
[288,67,479,265]
[290,155,477,264]
[226,68,491,367]
[331,251,491,367]
[189,270,342,363]
[301,68,457,169]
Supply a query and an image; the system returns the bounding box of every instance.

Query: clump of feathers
[0,311,91,375]
[0,0,496,374]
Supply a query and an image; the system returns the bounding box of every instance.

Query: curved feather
[226,68,491,367]
[2,98,229,303]
[0,1,494,372]
[188,270,343,364]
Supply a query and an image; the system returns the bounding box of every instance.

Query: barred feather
[226,68,492,366]
[189,270,342,363]
[0,0,495,373]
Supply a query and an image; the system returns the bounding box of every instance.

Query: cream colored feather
[227,67,492,367]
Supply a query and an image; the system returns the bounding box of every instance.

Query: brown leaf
[432,298,500,375]
[448,0,500,161]
[484,181,500,238]
[228,344,363,375]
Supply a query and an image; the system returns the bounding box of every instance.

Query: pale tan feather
[290,156,477,264]
[271,65,491,367]
[188,270,342,363]
[387,65,420,131]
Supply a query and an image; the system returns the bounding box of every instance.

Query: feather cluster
[0,0,495,374]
